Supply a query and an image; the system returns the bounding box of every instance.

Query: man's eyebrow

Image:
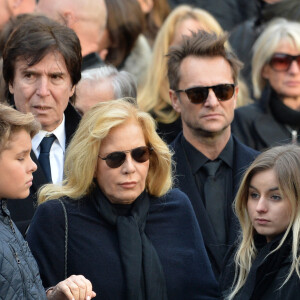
[50,71,65,76]
[19,67,38,74]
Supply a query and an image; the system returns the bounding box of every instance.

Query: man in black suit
[168,30,259,278]
[3,15,82,235]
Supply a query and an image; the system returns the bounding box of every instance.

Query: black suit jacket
[170,132,259,277]
[7,103,81,236]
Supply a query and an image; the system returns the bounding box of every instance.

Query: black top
[155,116,182,144]
[182,135,234,258]
[81,52,104,71]
[221,232,300,300]
[182,135,234,199]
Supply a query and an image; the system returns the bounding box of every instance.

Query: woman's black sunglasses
[98,146,152,168]
[175,83,235,104]
[269,53,300,72]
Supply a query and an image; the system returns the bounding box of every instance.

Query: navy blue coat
[170,133,258,276]
[27,188,220,300]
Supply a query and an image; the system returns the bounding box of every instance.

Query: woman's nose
[255,197,268,213]
[288,60,300,74]
[122,154,136,174]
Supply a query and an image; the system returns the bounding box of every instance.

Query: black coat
[0,200,46,300]
[232,88,300,151]
[170,133,258,277]
[27,188,220,300]
[7,103,81,236]
[221,234,300,300]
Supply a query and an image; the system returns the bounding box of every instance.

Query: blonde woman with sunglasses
[27,98,220,300]
[221,144,300,300]
[232,18,300,151]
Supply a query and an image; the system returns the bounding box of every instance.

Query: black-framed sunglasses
[269,53,300,72]
[175,84,235,104]
[98,146,152,168]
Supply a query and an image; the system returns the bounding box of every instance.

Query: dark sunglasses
[269,53,300,72]
[98,146,152,168]
[175,84,235,104]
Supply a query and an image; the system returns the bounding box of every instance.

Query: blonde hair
[38,98,173,203]
[137,5,224,124]
[252,18,300,99]
[227,144,300,299]
[0,103,40,153]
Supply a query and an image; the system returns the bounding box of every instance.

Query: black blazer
[7,103,81,236]
[170,133,259,277]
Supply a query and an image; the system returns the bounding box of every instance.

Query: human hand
[46,275,96,300]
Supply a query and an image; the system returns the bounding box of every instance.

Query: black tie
[38,134,56,182]
[203,160,226,247]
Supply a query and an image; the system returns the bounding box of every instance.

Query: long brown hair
[104,0,145,68]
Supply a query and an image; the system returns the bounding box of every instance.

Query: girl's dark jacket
[0,199,47,300]
[220,233,300,300]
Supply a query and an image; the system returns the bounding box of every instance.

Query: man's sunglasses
[269,53,300,72]
[98,146,152,168]
[175,84,235,104]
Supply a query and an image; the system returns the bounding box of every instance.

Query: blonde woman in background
[221,144,300,300]
[138,5,251,144]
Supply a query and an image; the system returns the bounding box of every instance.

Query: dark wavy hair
[2,14,82,104]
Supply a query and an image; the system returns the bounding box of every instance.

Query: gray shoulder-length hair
[252,18,300,99]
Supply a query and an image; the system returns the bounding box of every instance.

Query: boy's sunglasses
[98,146,152,168]
[269,53,300,72]
[175,84,235,104]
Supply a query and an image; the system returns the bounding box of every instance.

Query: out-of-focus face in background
[262,39,300,109]
[0,0,36,30]
[75,78,115,115]
[171,17,205,46]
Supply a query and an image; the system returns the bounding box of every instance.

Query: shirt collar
[32,114,66,152]
[181,135,207,174]
[181,134,234,174]
[218,135,234,168]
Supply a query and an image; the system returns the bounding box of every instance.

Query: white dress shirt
[32,115,66,184]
